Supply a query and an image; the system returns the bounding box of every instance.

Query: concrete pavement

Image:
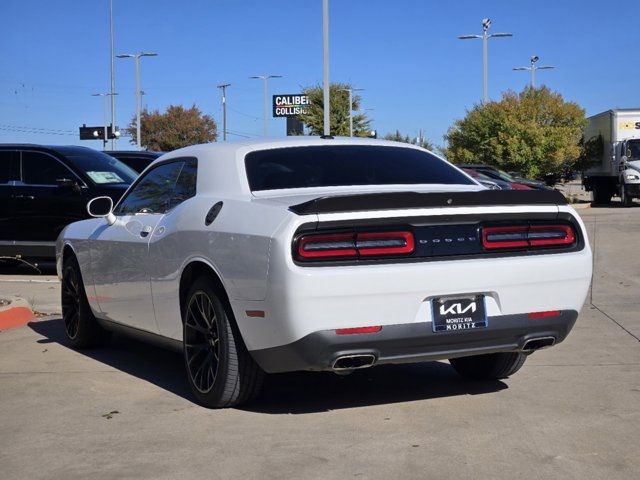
[0,205,638,479]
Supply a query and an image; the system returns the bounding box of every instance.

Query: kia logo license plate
[432,295,487,332]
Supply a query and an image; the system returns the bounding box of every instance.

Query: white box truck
[583,109,640,206]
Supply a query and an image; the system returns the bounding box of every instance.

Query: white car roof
[150,137,435,198]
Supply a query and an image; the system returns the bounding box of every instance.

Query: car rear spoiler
[289,190,567,215]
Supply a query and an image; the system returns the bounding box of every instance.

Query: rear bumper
[250,310,578,373]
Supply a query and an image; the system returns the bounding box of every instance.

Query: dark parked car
[460,164,549,190]
[0,144,136,260]
[104,150,162,173]
[463,168,518,190]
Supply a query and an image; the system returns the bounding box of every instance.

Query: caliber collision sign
[272,94,310,117]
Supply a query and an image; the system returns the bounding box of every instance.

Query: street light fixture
[116,52,158,149]
[92,92,118,147]
[249,74,283,137]
[217,83,231,141]
[458,18,513,103]
[340,87,364,137]
[513,55,556,88]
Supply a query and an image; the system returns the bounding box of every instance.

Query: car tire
[592,185,612,205]
[449,352,527,380]
[621,185,633,207]
[182,276,264,408]
[61,255,109,348]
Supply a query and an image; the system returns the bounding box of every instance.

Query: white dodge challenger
[56,137,592,408]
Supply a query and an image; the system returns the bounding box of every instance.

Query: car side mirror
[87,196,116,226]
[627,149,633,158]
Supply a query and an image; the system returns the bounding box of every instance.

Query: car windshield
[245,145,475,191]
[64,150,137,185]
[627,140,640,159]
[480,168,515,182]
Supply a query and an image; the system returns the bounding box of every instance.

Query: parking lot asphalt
[1,204,639,480]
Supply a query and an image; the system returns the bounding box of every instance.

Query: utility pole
[217,83,231,141]
[116,52,157,149]
[92,92,117,148]
[459,18,513,103]
[513,55,556,88]
[249,75,282,137]
[109,0,116,150]
[322,0,330,136]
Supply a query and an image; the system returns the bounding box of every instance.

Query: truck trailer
[583,109,640,206]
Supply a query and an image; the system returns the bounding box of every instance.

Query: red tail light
[482,224,575,250]
[297,233,357,259]
[297,231,414,260]
[356,231,414,256]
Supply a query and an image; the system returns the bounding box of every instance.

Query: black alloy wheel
[184,291,220,393]
[61,265,81,339]
[60,256,108,348]
[182,276,265,408]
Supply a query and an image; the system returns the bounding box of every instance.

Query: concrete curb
[0,296,36,331]
[570,203,592,210]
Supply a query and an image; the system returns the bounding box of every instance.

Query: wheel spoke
[185,316,207,334]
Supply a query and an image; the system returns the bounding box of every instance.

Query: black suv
[0,145,137,259]
[104,150,162,173]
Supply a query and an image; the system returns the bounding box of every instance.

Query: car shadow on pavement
[29,318,192,400]
[251,364,507,414]
[29,318,508,414]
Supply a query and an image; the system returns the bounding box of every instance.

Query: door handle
[139,226,153,237]
[12,195,35,200]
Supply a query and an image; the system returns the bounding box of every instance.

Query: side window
[169,158,197,209]
[116,161,184,215]
[0,151,19,184]
[21,151,75,185]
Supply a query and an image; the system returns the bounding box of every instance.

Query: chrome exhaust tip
[332,354,376,371]
[522,336,556,352]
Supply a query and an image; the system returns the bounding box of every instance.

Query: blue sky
[1,0,639,149]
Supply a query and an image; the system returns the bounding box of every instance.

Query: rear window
[245,146,474,191]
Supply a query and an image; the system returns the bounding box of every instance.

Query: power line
[227,106,261,121]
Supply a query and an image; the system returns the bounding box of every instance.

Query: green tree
[444,86,587,178]
[575,133,604,173]
[126,104,217,151]
[384,130,435,151]
[299,83,371,136]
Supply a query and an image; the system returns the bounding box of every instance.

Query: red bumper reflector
[245,310,265,318]
[335,326,382,335]
[527,310,561,319]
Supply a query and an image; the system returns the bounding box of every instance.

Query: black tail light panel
[292,213,583,266]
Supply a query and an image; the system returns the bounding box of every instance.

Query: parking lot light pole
[249,75,282,137]
[116,52,158,149]
[322,0,330,136]
[459,18,513,103]
[513,55,556,88]
[340,87,364,137]
[217,83,231,141]
[108,0,117,150]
